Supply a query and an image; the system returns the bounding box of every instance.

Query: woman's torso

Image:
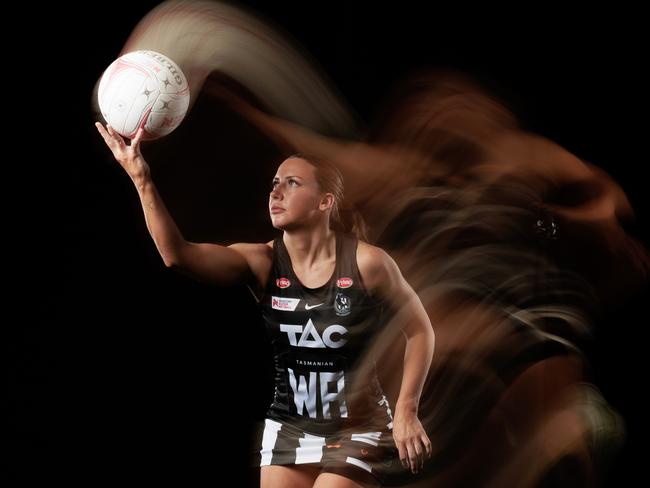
[256,232,393,435]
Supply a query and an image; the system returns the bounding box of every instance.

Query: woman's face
[269,157,328,230]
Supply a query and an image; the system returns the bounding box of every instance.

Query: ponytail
[334,205,369,243]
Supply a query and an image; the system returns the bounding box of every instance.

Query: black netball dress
[256,231,398,485]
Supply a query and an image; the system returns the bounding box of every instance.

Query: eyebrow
[272,175,303,181]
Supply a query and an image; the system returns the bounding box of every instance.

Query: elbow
[404,323,435,351]
[162,252,181,269]
[161,242,188,269]
[425,324,435,346]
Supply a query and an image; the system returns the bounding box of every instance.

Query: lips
[271,206,284,214]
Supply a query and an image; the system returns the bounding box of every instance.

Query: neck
[283,225,336,270]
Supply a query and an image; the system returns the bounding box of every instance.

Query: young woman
[95,122,435,487]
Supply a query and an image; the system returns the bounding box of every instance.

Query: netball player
[95,122,435,487]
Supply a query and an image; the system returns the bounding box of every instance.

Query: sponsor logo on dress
[276,277,291,288]
[280,319,348,348]
[271,296,300,311]
[336,277,353,288]
[304,302,324,310]
[334,292,351,316]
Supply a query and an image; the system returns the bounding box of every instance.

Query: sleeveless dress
[256,231,398,485]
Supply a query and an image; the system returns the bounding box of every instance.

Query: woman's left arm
[365,247,435,474]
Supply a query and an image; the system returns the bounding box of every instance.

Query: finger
[95,122,121,151]
[131,127,144,149]
[421,433,433,459]
[106,125,125,146]
[417,440,425,470]
[95,122,111,142]
[415,442,424,471]
[397,442,409,471]
[406,441,421,473]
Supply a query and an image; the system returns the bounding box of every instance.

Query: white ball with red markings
[97,50,190,140]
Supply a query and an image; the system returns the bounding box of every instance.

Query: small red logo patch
[337,277,353,288]
[360,448,369,456]
[276,277,291,288]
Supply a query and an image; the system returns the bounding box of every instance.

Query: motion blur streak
[96,2,648,486]
[93,0,359,139]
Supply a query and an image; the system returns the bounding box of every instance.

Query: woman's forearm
[132,175,187,267]
[396,327,435,413]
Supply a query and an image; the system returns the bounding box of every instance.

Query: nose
[270,183,283,200]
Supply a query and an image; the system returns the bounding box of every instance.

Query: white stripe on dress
[260,418,282,466]
[295,432,326,464]
[346,456,373,473]
[351,431,382,446]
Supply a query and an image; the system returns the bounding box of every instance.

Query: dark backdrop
[15,2,647,485]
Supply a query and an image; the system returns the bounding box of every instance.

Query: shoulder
[226,241,274,279]
[356,240,400,295]
[227,241,273,260]
[356,240,388,271]
[356,239,415,305]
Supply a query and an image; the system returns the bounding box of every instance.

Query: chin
[270,216,287,230]
[271,217,301,232]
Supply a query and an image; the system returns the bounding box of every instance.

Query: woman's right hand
[95,122,150,182]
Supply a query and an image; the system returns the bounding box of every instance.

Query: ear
[319,193,335,211]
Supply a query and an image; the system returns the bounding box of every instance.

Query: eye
[270,179,299,191]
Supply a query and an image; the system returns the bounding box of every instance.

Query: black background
[15,1,648,485]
